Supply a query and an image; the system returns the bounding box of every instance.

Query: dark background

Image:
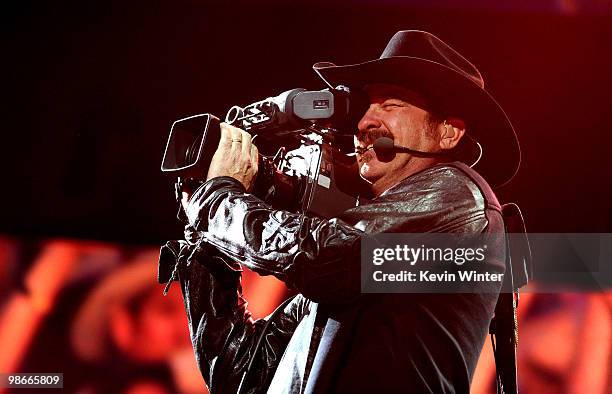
[3,0,612,245]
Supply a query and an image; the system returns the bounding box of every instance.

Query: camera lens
[185,134,203,166]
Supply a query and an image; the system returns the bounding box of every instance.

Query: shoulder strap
[490,203,533,394]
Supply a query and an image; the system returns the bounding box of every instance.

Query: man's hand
[180,123,258,214]
[206,122,259,190]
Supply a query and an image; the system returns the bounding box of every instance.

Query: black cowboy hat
[313,30,520,187]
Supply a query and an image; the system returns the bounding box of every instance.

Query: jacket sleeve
[159,239,312,394]
[183,170,492,304]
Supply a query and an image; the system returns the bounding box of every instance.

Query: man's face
[354,83,441,195]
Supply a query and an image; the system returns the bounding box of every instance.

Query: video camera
[161,86,372,218]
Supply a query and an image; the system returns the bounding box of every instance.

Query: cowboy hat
[313,30,520,187]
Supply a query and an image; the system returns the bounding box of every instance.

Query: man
[159,30,520,393]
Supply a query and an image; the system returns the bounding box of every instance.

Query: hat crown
[312,29,520,187]
[381,30,484,88]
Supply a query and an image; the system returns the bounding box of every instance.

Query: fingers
[220,122,251,149]
[219,121,258,170]
[219,122,233,146]
[240,129,252,157]
[207,123,258,189]
[224,123,243,147]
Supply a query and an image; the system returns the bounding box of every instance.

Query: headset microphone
[372,137,449,162]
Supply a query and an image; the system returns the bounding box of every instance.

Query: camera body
[161,86,371,218]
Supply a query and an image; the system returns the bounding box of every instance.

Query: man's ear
[439,117,466,150]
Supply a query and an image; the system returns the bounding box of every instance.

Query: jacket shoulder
[441,162,502,213]
[382,163,498,210]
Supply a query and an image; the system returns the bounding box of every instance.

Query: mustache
[355,129,395,158]
[355,130,390,163]
[356,129,394,145]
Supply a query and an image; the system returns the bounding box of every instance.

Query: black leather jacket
[158,162,506,394]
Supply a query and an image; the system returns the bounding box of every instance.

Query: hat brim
[314,57,520,187]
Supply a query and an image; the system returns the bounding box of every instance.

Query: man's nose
[356,105,382,138]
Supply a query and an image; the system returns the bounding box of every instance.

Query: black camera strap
[490,203,533,394]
